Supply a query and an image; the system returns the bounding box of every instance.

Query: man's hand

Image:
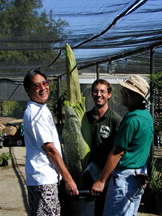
[91,180,105,196]
[65,179,79,196]
[43,142,79,196]
[90,147,125,197]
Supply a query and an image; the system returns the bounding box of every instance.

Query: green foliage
[0,152,12,163]
[0,101,27,118]
[13,101,27,118]
[147,71,162,89]
[47,79,67,119]
[2,101,19,116]
[150,158,162,191]
[147,71,162,128]
[0,0,69,71]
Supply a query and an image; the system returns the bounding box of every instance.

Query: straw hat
[117,75,150,104]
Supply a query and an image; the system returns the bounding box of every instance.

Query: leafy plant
[147,71,162,133]
[47,79,67,123]
[0,152,12,163]
[150,158,162,191]
[2,101,19,116]
[147,71,162,89]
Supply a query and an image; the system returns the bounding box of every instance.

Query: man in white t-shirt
[23,69,79,216]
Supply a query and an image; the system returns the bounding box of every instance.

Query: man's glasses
[92,90,108,95]
[120,88,132,98]
[32,80,49,90]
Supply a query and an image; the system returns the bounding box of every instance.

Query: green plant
[147,71,162,89]
[2,101,19,117]
[0,152,12,163]
[150,158,162,192]
[62,44,92,187]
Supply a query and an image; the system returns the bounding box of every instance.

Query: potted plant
[0,152,12,166]
[151,163,162,215]
[144,158,162,215]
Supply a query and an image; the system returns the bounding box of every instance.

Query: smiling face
[92,83,111,109]
[26,74,49,104]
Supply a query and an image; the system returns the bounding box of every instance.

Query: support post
[96,63,99,80]
[148,47,155,178]
[57,75,62,125]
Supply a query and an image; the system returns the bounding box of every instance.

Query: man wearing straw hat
[91,75,154,216]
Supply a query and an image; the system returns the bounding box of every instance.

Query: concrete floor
[0,145,161,216]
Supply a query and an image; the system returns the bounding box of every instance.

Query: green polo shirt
[114,108,154,169]
[87,107,122,169]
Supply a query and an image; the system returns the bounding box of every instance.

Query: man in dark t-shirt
[87,107,122,170]
[87,79,122,216]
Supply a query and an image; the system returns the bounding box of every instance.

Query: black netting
[0,79,28,101]
[0,0,162,78]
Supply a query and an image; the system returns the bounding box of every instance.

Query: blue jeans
[103,165,147,216]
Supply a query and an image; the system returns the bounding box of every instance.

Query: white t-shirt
[23,101,62,186]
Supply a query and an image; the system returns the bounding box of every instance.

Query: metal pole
[96,63,99,80]
[57,75,62,125]
[148,47,155,178]
[150,47,155,119]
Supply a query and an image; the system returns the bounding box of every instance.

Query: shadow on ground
[9,146,29,214]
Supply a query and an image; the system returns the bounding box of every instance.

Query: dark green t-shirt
[114,108,154,169]
[87,107,122,169]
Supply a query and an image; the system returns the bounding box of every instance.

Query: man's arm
[42,142,79,196]
[91,146,124,196]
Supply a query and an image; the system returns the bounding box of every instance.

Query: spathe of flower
[62,43,92,187]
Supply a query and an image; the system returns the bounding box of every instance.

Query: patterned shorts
[27,184,60,216]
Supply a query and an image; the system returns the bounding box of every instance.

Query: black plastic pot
[2,159,8,166]
[59,188,95,216]
[144,187,156,212]
[156,192,162,215]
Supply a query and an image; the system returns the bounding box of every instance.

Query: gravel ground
[0,146,160,216]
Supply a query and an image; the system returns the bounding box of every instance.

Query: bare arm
[42,142,79,196]
[91,146,124,195]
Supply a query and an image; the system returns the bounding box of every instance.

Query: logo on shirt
[47,115,55,129]
[99,125,111,138]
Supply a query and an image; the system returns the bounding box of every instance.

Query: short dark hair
[23,69,47,89]
[92,79,112,93]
